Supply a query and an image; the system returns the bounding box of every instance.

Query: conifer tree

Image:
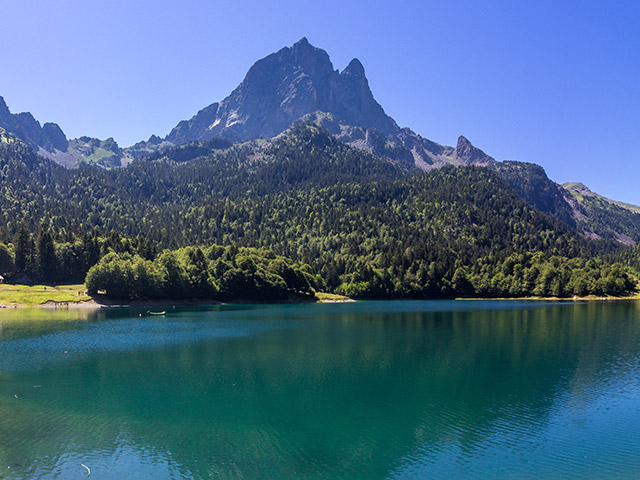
[14,225,33,276]
[35,222,57,282]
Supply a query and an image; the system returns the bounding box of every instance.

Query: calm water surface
[1,300,640,479]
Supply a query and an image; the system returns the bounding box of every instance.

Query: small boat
[148,311,166,316]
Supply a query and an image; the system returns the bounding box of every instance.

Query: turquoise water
[1,300,640,479]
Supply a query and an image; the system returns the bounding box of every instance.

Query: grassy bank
[0,284,91,307]
[314,292,354,302]
[0,284,353,308]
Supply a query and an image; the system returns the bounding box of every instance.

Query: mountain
[0,96,68,154]
[0,123,408,233]
[0,127,62,173]
[2,38,639,250]
[0,39,502,172]
[4,123,628,298]
[165,37,399,144]
[160,38,494,171]
[494,161,578,228]
[3,121,638,298]
[495,162,640,245]
[298,111,496,170]
[0,39,637,297]
[562,182,640,245]
[0,95,135,168]
[563,182,640,214]
[67,136,131,169]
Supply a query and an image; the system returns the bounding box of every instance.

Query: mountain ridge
[1,38,639,247]
[160,38,494,171]
[0,39,526,173]
[0,95,68,154]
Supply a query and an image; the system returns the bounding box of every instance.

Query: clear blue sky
[1,0,639,203]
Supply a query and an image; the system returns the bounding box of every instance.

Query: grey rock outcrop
[454,136,495,166]
[166,37,399,144]
[0,39,501,172]
[163,38,498,172]
[0,95,130,168]
[0,95,69,154]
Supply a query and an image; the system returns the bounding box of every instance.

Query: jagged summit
[289,36,334,76]
[166,37,399,145]
[0,96,10,115]
[343,58,365,76]
[454,135,495,166]
[0,40,506,172]
[161,39,499,172]
[0,95,69,154]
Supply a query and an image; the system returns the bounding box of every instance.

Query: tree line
[85,245,322,301]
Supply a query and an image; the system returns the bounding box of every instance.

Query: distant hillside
[0,123,596,257]
[564,182,640,214]
[493,161,640,245]
[0,96,70,160]
[562,182,640,245]
[493,161,577,228]
[0,95,136,168]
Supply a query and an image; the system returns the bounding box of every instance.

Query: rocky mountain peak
[148,134,163,145]
[42,122,69,151]
[290,37,335,79]
[457,135,471,148]
[165,38,398,144]
[0,95,70,155]
[343,58,365,77]
[293,36,310,47]
[454,136,495,166]
[291,36,321,58]
[0,96,10,117]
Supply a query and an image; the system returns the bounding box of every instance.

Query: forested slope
[0,126,635,299]
[496,161,640,243]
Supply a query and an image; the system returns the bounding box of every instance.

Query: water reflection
[0,301,639,479]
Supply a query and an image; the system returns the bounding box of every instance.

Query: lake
[1,300,640,479]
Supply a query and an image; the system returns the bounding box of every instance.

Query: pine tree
[35,223,58,282]
[14,225,33,277]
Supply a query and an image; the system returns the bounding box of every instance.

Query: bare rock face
[454,136,495,166]
[166,37,399,144]
[0,39,502,172]
[0,95,129,168]
[162,38,500,172]
[0,96,69,154]
[166,103,220,146]
[42,122,69,151]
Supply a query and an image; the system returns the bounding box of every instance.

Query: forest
[0,124,638,300]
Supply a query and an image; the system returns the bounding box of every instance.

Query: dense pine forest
[0,124,638,300]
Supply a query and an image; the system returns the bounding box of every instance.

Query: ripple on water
[2,302,640,479]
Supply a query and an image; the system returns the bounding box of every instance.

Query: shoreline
[0,295,356,310]
[457,295,640,302]
[0,284,355,309]
[0,295,638,310]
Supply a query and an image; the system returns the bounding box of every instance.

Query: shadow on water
[0,300,640,479]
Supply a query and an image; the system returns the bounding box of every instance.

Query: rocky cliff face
[163,38,498,171]
[0,96,69,154]
[454,136,495,166]
[0,95,133,168]
[0,39,500,172]
[166,37,399,144]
